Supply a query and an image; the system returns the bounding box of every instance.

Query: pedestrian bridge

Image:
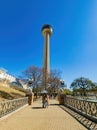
[0,98,97,130]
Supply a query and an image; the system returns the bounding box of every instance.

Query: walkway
[0,99,86,130]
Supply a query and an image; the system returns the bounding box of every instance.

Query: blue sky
[0,0,97,87]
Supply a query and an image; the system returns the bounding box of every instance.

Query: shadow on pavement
[59,105,97,130]
[32,107,43,109]
[50,103,59,106]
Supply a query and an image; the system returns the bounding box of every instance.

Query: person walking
[42,94,47,108]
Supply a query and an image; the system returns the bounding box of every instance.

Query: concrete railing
[60,95,97,122]
[0,97,28,118]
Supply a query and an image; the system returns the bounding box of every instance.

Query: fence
[0,97,28,118]
[63,96,97,122]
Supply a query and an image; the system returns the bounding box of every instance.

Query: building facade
[0,68,16,82]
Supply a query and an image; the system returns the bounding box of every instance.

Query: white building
[0,68,16,82]
[18,80,28,89]
[0,68,28,89]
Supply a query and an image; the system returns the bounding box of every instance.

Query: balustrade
[64,96,97,122]
[0,97,28,118]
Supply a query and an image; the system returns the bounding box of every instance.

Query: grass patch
[0,85,26,102]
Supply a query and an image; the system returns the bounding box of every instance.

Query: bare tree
[47,70,62,95]
[21,66,63,98]
[23,66,42,96]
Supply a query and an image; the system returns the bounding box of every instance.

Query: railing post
[26,92,34,105]
[58,94,66,105]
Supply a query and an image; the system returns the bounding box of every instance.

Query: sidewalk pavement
[0,99,87,130]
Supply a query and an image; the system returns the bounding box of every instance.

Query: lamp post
[41,24,53,90]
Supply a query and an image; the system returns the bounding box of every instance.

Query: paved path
[0,99,87,130]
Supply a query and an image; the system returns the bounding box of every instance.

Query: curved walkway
[0,99,86,130]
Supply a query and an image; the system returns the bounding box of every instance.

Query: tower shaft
[42,32,50,90]
[41,24,52,90]
[43,32,50,73]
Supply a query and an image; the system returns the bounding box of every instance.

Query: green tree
[63,89,71,95]
[70,77,95,96]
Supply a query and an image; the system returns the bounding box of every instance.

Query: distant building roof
[0,68,7,73]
